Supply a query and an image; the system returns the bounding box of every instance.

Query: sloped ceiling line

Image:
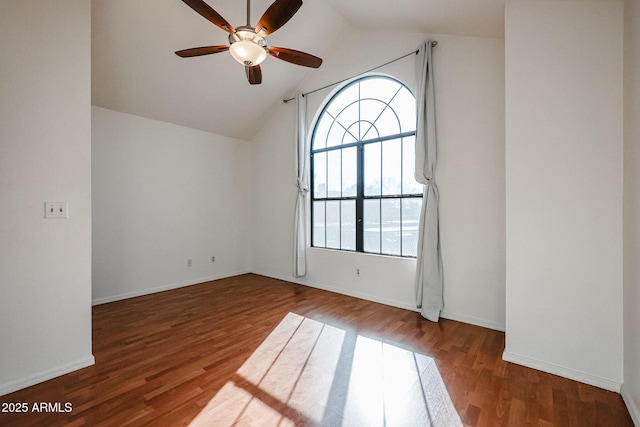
[91,0,505,141]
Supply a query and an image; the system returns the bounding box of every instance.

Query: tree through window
[311,75,423,257]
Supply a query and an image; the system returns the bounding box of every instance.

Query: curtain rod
[282,40,437,103]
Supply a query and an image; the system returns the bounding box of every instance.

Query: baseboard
[92,270,251,306]
[502,350,622,392]
[621,384,640,426]
[0,355,95,397]
[251,270,505,332]
[93,270,506,333]
[440,310,505,332]
[251,270,418,311]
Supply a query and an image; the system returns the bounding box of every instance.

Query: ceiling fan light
[229,40,267,66]
[235,29,256,41]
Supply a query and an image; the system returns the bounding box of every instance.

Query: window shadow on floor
[188,312,461,427]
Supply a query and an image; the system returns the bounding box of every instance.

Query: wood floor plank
[0,274,633,426]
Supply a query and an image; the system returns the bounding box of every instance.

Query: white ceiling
[91,0,506,140]
[325,0,506,38]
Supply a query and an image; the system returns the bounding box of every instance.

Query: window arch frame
[309,73,423,258]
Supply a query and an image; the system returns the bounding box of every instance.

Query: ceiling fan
[175,0,323,85]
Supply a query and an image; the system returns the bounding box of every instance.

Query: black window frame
[310,75,423,258]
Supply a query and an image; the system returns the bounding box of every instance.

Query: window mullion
[309,76,420,258]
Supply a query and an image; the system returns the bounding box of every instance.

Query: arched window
[310,75,423,257]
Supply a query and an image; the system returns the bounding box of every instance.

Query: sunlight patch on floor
[189,312,462,426]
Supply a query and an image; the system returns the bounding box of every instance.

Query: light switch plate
[45,202,68,219]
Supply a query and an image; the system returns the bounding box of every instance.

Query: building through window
[310,75,423,257]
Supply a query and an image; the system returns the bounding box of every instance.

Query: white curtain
[415,40,443,322]
[293,93,308,277]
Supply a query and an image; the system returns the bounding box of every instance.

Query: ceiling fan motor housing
[228,26,268,66]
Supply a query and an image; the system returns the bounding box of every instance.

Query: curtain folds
[415,40,443,322]
[293,93,308,277]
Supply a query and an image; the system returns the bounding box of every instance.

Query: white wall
[623,0,640,423]
[0,0,94,395]
[250,31,506,331]
[92,107,251,304]
[504,0,624,391]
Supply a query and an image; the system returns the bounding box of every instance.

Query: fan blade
[175,45,229,57]
[245,65,262,85]
[256,0,303,35]
[182,0,235,33]
[268,47,322,68]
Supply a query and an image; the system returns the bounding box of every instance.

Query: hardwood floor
[0,274,633,426]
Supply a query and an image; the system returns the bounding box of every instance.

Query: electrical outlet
[211,256,216,263]
[356,268,361,277]
[187,259,192,267]
[45,202,68,219]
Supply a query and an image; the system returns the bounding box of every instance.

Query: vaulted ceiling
[91,0,506,140]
